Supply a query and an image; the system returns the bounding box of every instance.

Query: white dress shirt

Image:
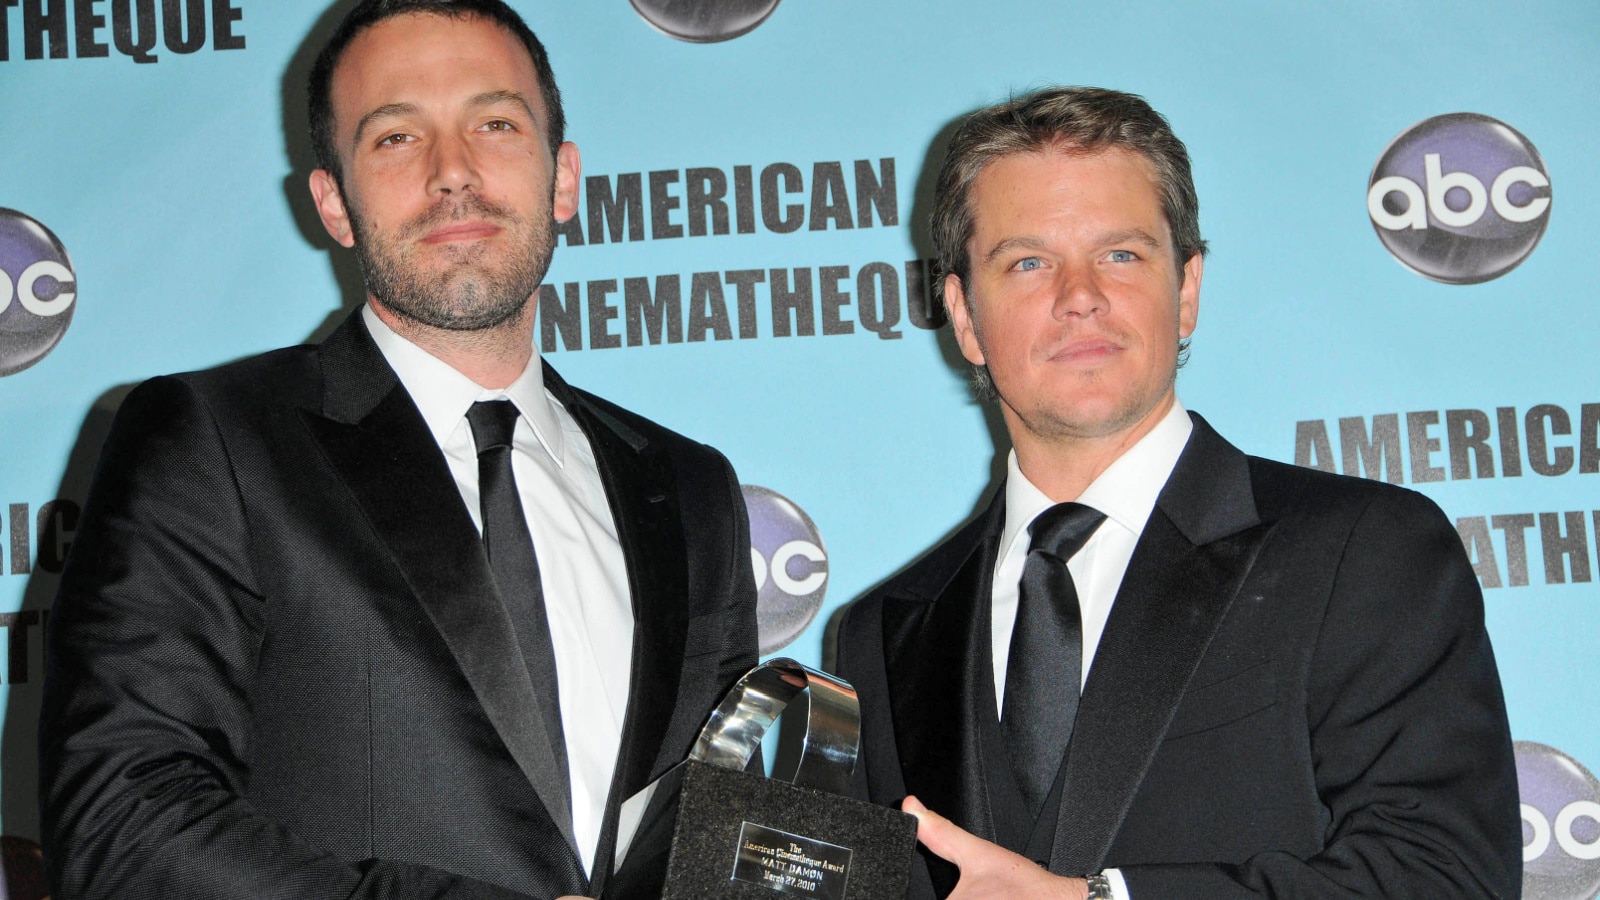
[364,306,633,876]
[989,400,1193,898]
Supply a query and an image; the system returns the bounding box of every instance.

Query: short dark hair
[307,0,565,182]
[930,86,1206,395]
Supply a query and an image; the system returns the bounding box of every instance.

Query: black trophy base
[660,761,917,900]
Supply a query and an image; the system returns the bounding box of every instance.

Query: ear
[552,141,581,223]
[944,273,987,367]
[1178,252,1202,339]
[309,169,356,249]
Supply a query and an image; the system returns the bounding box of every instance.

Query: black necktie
[1001,501,1106,819]
[467,400,570,800]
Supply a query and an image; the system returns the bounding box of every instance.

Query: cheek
[979,322,1042,378]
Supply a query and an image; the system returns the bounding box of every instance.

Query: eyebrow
[469,90,540,124]
[350,91,541,146]
[982,228,1164,265]
[352,101,420,146]
[1099,228,1164,249]
[982,235,1048,265]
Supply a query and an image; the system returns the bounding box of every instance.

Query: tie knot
[467,400,520,454]
[1027,502,1106,561]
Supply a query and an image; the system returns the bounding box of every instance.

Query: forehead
[329,12,543,128]
[966,145,1166,236]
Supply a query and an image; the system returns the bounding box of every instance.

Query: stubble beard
[971,306,1180,446]
[349,191,554,333]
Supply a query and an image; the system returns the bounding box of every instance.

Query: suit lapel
[302,313,578,854]
[1049,414,1273,873]
[543,365,688,890]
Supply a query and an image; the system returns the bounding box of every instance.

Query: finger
[901,795,978,867]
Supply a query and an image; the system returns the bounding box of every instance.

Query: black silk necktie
[1002,501,1107,819]
[467,400,570,798]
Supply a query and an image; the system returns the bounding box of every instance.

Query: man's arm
[1118,488,1521,897]
[39,377,539,900]
[710,449,761,703]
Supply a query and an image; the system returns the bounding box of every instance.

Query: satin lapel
[1049,414,1272,873]
[544,366,687,889]
[305,314,578,852]
[885,494,1005,844]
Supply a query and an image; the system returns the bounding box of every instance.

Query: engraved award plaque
[607,659,917,899]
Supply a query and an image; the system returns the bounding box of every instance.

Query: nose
[426,132,480,197]
[1052,268,1108,320]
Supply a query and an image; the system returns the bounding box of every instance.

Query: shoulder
[1244,453,1456,539]
[549,373,750,530]
[567,384,720,460]
[1181,413,1449,538]
[1239,454,1474,625]
[565,383,744,505]
[105,344,321,451]
[123,343,321,423]
[538,359,725,463]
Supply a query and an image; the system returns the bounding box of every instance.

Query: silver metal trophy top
[688,658,861,795]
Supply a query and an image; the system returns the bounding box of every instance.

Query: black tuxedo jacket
[837,413,1521,898]
[39,311,758,899]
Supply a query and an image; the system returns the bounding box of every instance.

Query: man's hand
[903,796,1088,900]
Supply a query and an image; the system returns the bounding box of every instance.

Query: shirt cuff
[1104,867,1130,897]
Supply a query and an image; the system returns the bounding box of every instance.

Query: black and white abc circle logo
[743,485,827,654]
[0,209,77,377]
[1517,741,1600,900]
[1367,114,1551,285]
[630,0,781,43]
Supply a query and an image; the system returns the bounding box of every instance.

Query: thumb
[902,795,979,868]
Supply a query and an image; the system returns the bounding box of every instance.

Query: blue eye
[1108,250,1136,262]
[1016,257,1043,271]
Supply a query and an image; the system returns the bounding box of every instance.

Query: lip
[1048,337,1123,362]
[419,221,502,244]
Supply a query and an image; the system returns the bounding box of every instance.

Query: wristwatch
[1084,872,1114,899]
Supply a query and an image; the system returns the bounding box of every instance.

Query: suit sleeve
[833,598,890,806]
[39,377,541,900]
[1120,490,1522,899]
[712,450,761,699]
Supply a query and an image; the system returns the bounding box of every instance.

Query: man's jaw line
[1002,387,1178,502]
[367,293,537,390]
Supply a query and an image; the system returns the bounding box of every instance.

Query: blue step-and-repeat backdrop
[2,1,1597,896]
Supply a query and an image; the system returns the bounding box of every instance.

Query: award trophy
[609,658,917,899]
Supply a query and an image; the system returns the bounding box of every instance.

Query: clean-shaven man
[837,86,1520,899]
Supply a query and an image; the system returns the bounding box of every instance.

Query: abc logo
[630,0,781,43]
[1367,113,1551,284]
[1517,740,1600,900]
[742,485,827,654]
[0,209,77,377]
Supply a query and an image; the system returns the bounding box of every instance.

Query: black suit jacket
[39,311,759,900]
[837,413,1521,898]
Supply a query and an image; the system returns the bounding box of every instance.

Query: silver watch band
[1084,872,1114,899]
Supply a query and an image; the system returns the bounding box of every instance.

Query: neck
[1009,394,1176,502]
[367,297,535,390]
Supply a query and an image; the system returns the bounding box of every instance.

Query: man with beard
[39,3,757,899]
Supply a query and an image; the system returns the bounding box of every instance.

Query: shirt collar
[1001,399,1193,553]
[361,304,566,466]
